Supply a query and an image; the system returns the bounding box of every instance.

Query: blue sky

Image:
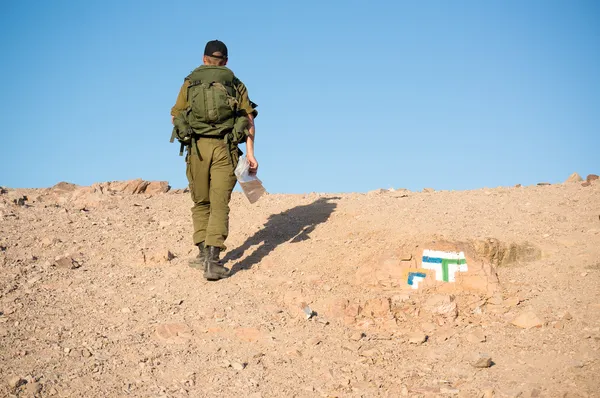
[1,0,598,193]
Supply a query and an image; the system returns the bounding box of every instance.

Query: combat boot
[204,246,230,281]
[188,242,206,270]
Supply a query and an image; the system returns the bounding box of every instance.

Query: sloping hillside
[0,179,599,397]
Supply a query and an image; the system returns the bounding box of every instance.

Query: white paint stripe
[411,276,426,289]
[422,250,466,260]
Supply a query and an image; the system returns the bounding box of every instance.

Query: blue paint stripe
[422,256,443,263]
[407,272,427,285]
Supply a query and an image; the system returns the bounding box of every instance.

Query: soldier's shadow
[223,197,340,274]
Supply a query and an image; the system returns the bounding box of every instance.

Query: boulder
[145,181,170,194]
[565,173,583,183]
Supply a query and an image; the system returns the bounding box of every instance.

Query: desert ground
[0,175,599,398]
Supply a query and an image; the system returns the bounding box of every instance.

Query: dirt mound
[0,180,599,397]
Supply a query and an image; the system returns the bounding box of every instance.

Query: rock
[368,189,390,195]
[81,348,92,358]
[407,332,427,344]
[422,188,435,193]
[360,347,379,357]
[481,388,495,398]
[41,237,60,248]
[436,328,455,342]
[24,382,42,395]
[52,182,79,193]
[145,181,170,194]
[362,297,391,318]
[140,249,175,265]
[503,297,521,307]
[286,349,303,357]
[54,255,82,269]
[511,311,543,329]
[440,387,460,395]
[154,323,192,344]
[13,196,28,206]
[466,329,486,343]
[8,376,26,389]
[565,173,583,183]
[570,360,585,369]
[474,238,542,266]
[528,388,541,398]
[537,182,551,186]
[231,362,246,371]
[421,322,437,334]
[235,327,261,343]
[559,311,573,321]
[469,353,493,368]
[424,295,458,320]
[587,174,599,183]
[349,331,365,341]
[582,181,591,187]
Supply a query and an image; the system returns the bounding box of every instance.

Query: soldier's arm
[234,80,259,173]
[170,80,190,124]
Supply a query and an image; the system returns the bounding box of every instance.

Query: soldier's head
[203,40,228,66]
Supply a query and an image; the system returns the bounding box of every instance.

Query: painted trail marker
[407,272,427,289]
[422,250,468,282]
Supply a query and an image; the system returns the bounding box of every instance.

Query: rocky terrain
[0,174,599,397]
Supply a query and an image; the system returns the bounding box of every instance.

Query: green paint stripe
[442,259,449,282]
[442,258,467,265]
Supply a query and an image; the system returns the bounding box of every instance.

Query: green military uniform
[171,65,257,250]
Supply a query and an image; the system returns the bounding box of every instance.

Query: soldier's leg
[205,141,237,249]
[187,141,212,245]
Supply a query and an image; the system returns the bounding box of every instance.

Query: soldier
[171,40,258,281]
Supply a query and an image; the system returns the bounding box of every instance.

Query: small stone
[231,362,246,371]
[408,332,427,344]
[481,388,495,398]
[401,385,409,396]
[537,182,551,186]
[360,347,379,357]
[422,188,435,193]
[580,272,588,277]
[54,255,82,269]
[421,322,437,334]
[286,349,302,357]
[349,331,365,341]
[570,360,585,369]
[503,297,521,307]
[306,337,321,346]
[511,311,543,329]
[470,353,493,368]
[64,347,71,353]
[440,387,460,395]
[8,376,26,389]
[560,311,573,321]
[121,307,131,314]
[436,328,455,342]
[81,348,92,358]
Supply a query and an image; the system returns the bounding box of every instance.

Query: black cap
[204,40,228,59]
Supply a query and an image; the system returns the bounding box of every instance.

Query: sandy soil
[0,178,599,397]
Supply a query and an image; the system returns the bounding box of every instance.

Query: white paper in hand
[234,155,267,204]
